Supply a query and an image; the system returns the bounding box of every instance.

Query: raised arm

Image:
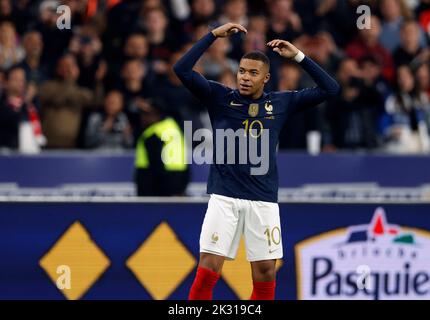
[267,39,340,112]
[173,23,247,101]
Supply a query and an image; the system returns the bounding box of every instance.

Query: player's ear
[264,73,270,84]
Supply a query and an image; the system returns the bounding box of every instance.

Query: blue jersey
[174,32,340,203]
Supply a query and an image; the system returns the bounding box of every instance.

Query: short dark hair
[144,5,168,18]
[5,66,25,80]
[401,18,418,30]
[241,51,270,70]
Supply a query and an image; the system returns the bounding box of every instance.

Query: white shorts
[199,194,283,262]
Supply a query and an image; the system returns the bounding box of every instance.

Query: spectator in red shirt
[345,16,394,83]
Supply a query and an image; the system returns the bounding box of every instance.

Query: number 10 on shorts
[264,226,281,247]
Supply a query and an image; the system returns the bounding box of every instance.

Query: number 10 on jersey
[242,119,264,138]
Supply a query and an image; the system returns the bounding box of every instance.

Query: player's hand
[267,40,299,59]
[211,23,247,38]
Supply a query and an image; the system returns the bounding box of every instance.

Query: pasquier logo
[295,207,430,300]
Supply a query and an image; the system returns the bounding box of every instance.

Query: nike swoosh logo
[269,249,279,254]
[230,101,244,106]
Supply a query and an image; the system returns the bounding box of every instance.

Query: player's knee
[257,268,275,281]
[199,253,224,273]
[252,262,276,281]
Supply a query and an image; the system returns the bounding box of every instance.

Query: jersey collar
[234,90,269,103]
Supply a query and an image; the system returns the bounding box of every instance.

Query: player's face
[237,59,270,98]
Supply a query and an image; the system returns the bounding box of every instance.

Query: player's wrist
[292,50,305,63]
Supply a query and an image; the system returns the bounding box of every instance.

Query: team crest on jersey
[264,101,273,115]
[248,103,259,117]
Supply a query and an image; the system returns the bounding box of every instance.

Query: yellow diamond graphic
[126,221,196,300]
[39,221,111,300]
[222,237,283,300]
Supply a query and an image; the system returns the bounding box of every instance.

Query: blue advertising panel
[0,202,429,300]
[1,152,430,187]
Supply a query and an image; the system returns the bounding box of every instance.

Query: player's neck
[250,89,265,100]
[239,89,265,100]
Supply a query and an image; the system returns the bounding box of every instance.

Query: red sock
[250,280,276,300]
[188,267,220,300]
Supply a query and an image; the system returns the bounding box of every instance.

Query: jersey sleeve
[173,32,217,102]
[289,56,340,114]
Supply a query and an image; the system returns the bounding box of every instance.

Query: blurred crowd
[0,0,430,154]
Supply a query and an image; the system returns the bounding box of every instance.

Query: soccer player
[173,23,340,300]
